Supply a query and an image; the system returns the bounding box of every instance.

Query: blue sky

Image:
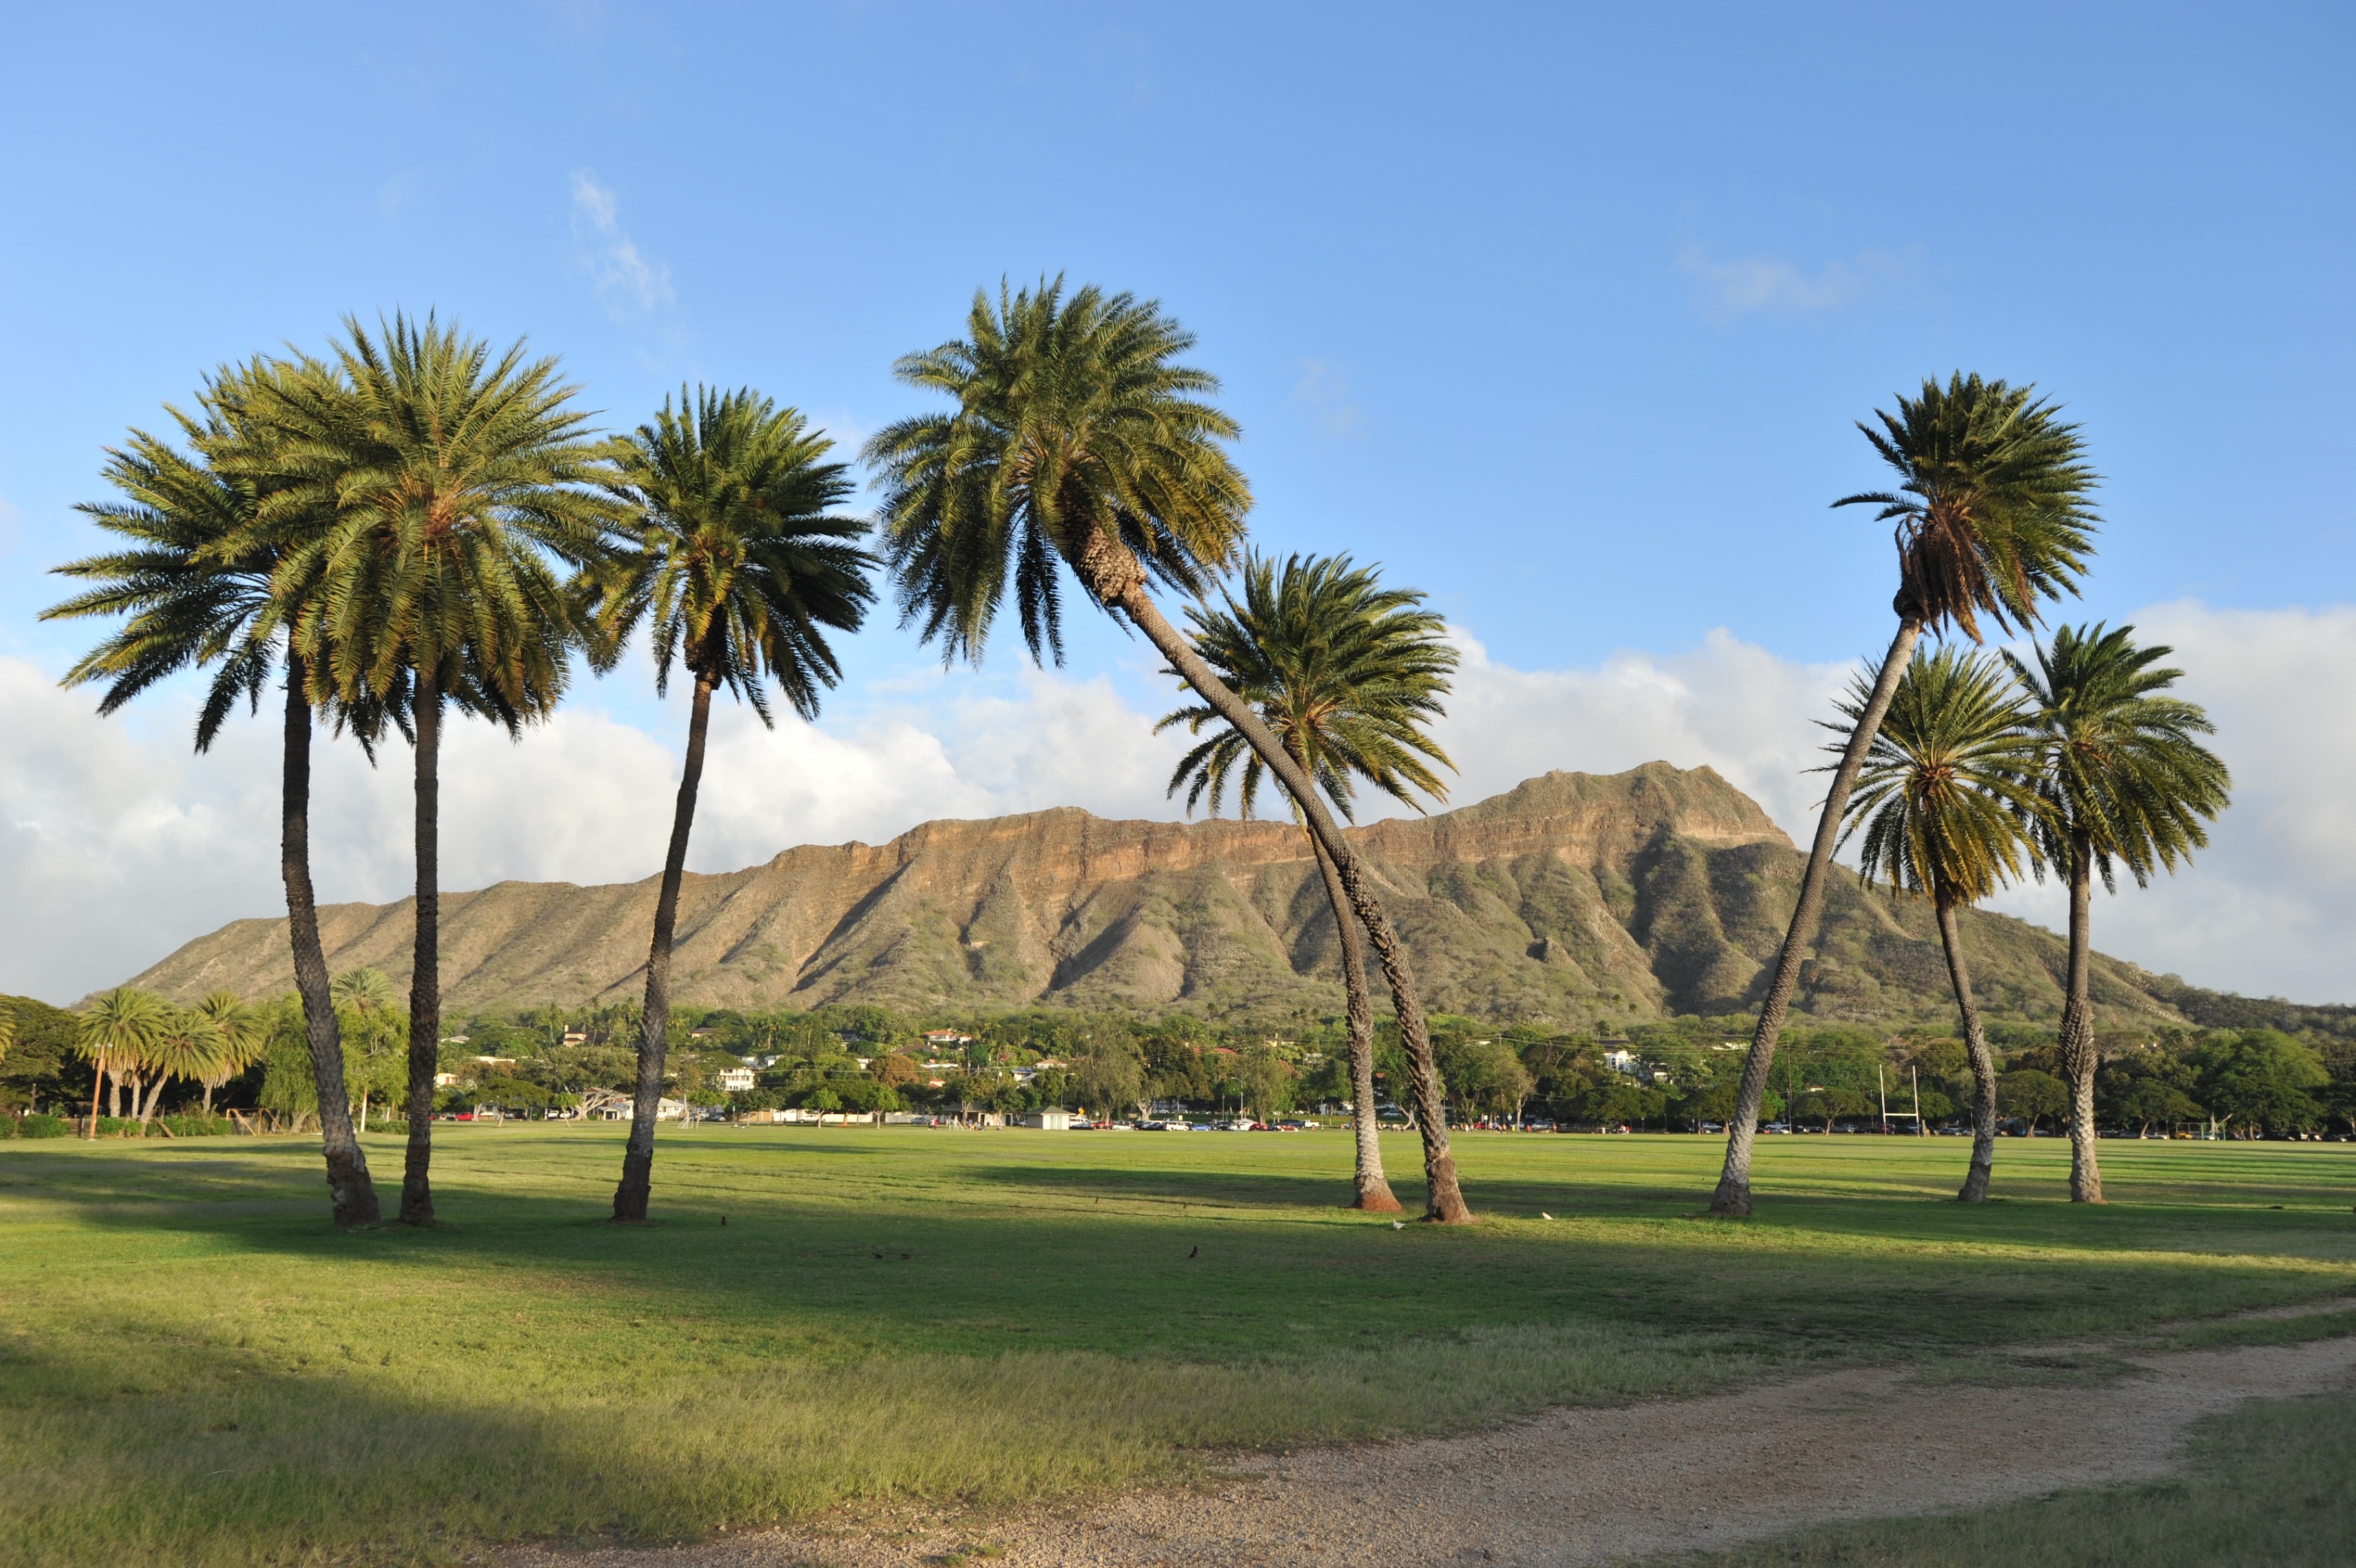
[2,2,2351,1003]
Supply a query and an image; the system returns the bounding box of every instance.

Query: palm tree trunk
[112,1070,128,1120]
[138,1074,166,1125]
[1710,614,1922,1216]
[398,665,441,1226]
[283,656,379,1226]
[1107,572,1469,1222]
[1935,892,1998,1203]
[201,1081,214,1119]
[2058,830,2104,1204]
[613,671,716,1223]
[1310,832,1400,1212]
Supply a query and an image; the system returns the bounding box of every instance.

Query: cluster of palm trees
[69,987,264,1131]
[48,281,2228,1228]
[1710,377,2231,1212]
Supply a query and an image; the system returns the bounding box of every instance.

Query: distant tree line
[14,986,2343,1146]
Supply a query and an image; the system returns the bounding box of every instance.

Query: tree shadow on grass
[9,1139,2351,1369]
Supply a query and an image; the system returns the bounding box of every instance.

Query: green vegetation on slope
[2,1128,2351,1566]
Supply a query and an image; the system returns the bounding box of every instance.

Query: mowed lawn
[2,1125,2352,1566]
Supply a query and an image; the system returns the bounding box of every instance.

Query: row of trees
[24,973,2345,1146]
[44,283,1475,1225]
[66,988,263,1128]
[44,280,2237,1225]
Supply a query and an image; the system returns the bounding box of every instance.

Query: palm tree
[1710,374,2100,1216]
[868,279,1473,1221]
[75,989,167,1137]
[1834,646,2043,1201]
[583,386,875,1222]
[193,991,266,1119]
[258,314,611,1226]
[1157,553,1458,1214]
[44,364,383,1218]
[139,1008,229,1127]
[2007,623,2229,1202]
[330,969,401,1130]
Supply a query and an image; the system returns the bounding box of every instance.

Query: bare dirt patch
[508,1329,2356,1568]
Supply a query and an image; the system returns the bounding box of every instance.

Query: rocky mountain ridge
[123,762,2186,1029]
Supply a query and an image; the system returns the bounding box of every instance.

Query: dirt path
[511,1329,2356,1568]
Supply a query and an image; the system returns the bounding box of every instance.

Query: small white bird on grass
[1392,1220,1405,1230]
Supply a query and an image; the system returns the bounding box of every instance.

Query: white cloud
[1677,243,1907,317]
[4,601,2348,1007]
[1981,601,2356,1004]
[569,172,675,314]
[1292,358,1366,438]
[1422,627,1853,835]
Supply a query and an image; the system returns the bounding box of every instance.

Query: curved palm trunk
[1310,832,1400,1212]
[283,660,379,1223]
[1712,615,1921,1216]
[398,668,442,1226]
[613,673,716,1223]
[1108,571,1468,1221]
[2058,830,2103,1203]
[1935,893,1999,1203]
[138,1075,167,1126]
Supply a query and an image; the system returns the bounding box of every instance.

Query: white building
[717,1066,756,1093]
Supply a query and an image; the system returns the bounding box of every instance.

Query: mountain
[121,762,2187,1029]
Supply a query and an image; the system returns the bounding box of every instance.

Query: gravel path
[510,1327,2356,1568]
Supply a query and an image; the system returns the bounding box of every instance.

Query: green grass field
[3,1124,2351,1566]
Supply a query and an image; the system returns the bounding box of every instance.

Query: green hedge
[2,1113,70,1139]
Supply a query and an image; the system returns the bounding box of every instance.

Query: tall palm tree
[869,279,1474,1221]
[1711,373,2100,1215]
[583,386,875,1222]
[2007,623,2228,1202]
[74,989,167,1137]
[1834,646,2043,1201]
[258,313,612,1226]
[44,364,383,1219]
[193,991,266,1119]
[1157,553,1458,1214]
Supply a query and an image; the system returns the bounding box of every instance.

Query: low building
[717,1067,755,1093]
[1013,1109,1073,1131]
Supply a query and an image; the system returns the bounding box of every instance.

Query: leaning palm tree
[869,280,1473,1220]
[582,386,875,1222]
[2007,623,2228,1202]
[1158,553,1458,1214]
[1834,646,2043,1201]
[138,1009,229,1127]
[1710,373,2100,1215]
[75,989,168,1137]
[193,991,266,1118]
[258,313,611,1226]
[44,363,383,1219]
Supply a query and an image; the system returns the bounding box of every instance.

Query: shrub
[2,1112,70,1138]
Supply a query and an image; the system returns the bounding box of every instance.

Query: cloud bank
[2,601,2347,1007]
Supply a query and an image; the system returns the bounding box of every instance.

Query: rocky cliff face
[123,762,2180,1029]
